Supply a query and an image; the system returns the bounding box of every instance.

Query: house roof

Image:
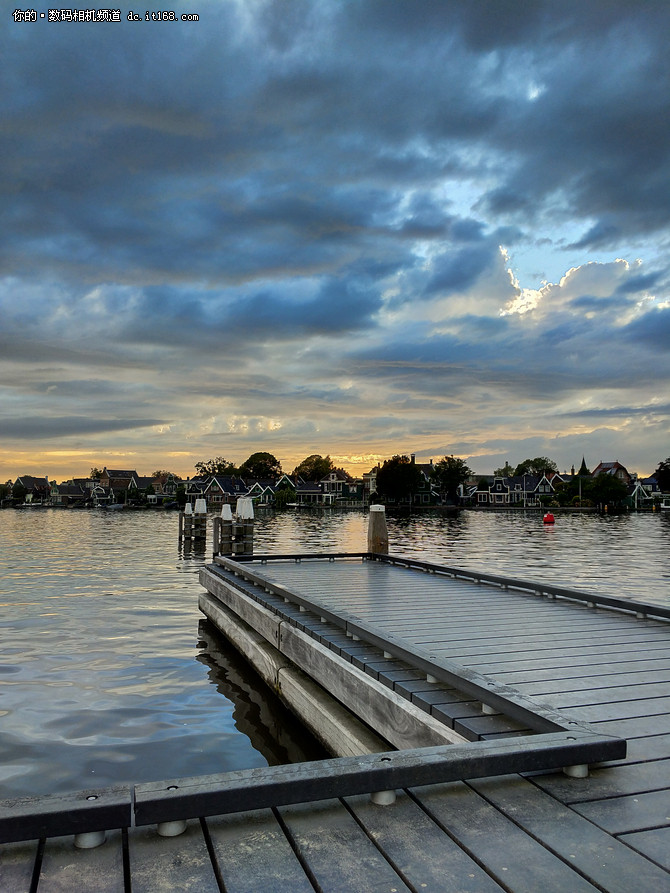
[54,483,88,497]
[15,475,49,489]
[591,460,629,477]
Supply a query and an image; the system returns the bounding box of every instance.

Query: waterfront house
[12,475,50,504]
[476,473,554,507]
[194,475,247,508]
[591,460,632,484]
[294,480,328,505]
[97,468,139,503]
[320,469,353,499]
[49,480,89,507]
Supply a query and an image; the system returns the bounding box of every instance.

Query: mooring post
[193,498,207,544]
[368,504,389,554]
[180,503,193,544]
[233,497,255,556]
[216,503,233,556]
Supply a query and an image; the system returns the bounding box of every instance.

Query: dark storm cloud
[0,417,166,440]
[2,0,670,475]
[626,306,670,352]
[423,244,498,297]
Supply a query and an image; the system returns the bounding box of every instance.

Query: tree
[513,456,558,477]
[587,473,628,507]
[293,454,334,480]
[273,486,295,510]
[90,467,103,480]
[375,455,424,504]
[432,455,473,503]
[11,483,26,504]
[194,457,237,476]
[238,451,282,480]
[654,457,670,492]
[493,462,515,477]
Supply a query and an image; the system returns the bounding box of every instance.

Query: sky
[2,0,670,483]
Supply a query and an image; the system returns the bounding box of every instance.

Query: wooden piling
[367,505,389,554]
[231,498,254,557]
[214,505,233,557]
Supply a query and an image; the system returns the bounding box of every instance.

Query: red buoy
[543,512,555,524]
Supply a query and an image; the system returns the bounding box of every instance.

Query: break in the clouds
[2,1,670,480]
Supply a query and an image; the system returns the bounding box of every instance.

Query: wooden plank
[623,733,670,763]
[474,651,670,677]
[411,780,601,893]
[205,808,314,893]
[37,829,125,892]
[571,789,670,835]
[511,669,670,696]
[0,838,38,893]
[592,714,670,738]
[278,623,462,750]
[413,626,670,649]
[529,759,670,802]
[422,639,670,664]
[344,791,506,892]
[276,798,412,893]
[127,820,220,893]
[493,658,670,685]
[275,665,389,757]
[453,713,531,741]
[467,775,670,893]
[620,826,670,871]
[199,593,291,690]
[200,568,282,646]
[557,695,670,723]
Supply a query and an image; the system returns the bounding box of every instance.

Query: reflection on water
[0,509,326,798]
[196,620,327,767]
[0,506,668,797]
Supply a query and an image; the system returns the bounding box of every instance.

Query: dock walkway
[3,553,670,891]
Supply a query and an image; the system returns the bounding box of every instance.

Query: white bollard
[194,498,207,514]
[184,503,193,515]
[236,497,255,520]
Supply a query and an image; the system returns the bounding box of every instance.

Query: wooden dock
[3,551,670,891]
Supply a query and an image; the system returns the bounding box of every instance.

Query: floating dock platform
[2,551,670,891]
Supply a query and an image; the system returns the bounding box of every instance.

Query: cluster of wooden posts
[180,499,391,557]
[179,497,257,556]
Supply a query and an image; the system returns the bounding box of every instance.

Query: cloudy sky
[3,0,670,483]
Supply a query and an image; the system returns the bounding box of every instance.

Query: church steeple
[578,456,590,476]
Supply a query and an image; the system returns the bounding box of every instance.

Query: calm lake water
[1,506,668,798]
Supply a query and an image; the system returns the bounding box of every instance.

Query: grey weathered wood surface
[3,553,670,891]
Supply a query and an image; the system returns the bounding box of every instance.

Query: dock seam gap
[405,787,516,893]
[339,795,421,893]
[270,806,323,893]
[462,778,613,893]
